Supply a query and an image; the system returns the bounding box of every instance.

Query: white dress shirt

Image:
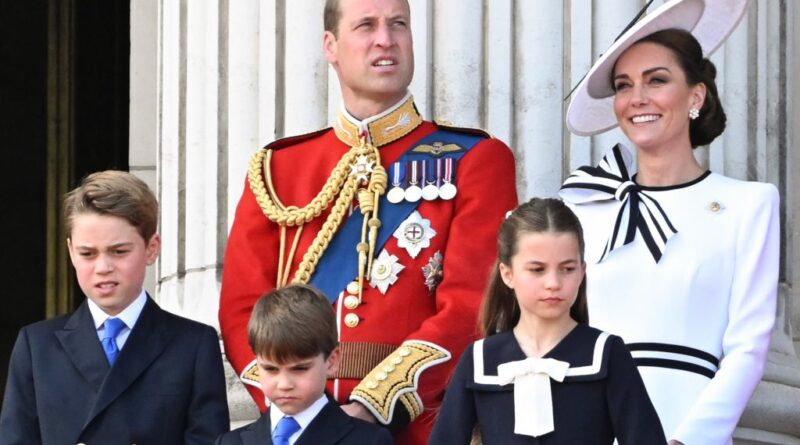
[269,394,328,445]
[87,289,148,350]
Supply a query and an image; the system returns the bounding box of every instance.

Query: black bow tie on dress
[559,144,677,263]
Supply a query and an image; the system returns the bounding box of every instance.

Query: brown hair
[615,28,726,148]
[323,0,341,36]
[324,0,410,37]
[64,170,158,242]
[248,284,338,363]
[479,198,588,336]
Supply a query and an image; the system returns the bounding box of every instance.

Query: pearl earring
[689,108,700,120]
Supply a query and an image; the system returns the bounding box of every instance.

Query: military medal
[422,250,443,293]
[393,211,436,258]
[350,154,375,184]
[404,160,423,202]
[421,159,439,201]
[439,158,457,200]
[387,162,406,204]
[369,249,405,294]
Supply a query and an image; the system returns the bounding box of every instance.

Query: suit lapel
[296,400,354,445]
[241,413,273,445]
[55,302,109,392]
[84,297,176,427]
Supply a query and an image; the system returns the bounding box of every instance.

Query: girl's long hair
[479,198,588,336]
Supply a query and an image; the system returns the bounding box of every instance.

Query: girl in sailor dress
[429,198,665,445]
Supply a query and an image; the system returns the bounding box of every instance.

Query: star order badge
[422,250,443,293]
[369,250,405,294]
[393,211,436,258]
[350,154,374,183]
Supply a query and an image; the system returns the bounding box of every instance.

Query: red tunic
[220,119,517,445]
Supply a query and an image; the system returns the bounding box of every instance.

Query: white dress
[560,145,779,445]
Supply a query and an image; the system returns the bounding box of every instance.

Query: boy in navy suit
[216,284,392,445]
[0,171,229,444]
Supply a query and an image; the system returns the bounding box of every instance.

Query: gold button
[344,295,360,310]
[344,313,360,328]
[383,364,395,373]
[375,371,388,381]
[391,356,403,365]
[366,380,379,389]
[710,202,721,212]
[346,281,360,294]
[399,347,411,357]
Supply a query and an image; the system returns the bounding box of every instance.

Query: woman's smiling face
[612,41,705,153]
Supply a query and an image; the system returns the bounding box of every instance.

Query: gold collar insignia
[335,94,423,148]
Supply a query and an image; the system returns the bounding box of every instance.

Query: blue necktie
[273,416,300,445]
[101,318,126,366]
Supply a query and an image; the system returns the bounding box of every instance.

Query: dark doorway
[0,0,129,405]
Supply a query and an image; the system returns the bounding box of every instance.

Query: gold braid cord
[246,138,386,288]
[350,341,451,425]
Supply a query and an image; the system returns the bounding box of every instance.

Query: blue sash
[310,130,484,303]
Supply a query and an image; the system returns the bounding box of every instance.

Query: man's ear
[323,31,338,65]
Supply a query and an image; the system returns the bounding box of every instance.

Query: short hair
[64,170,159,242]
[248,284,338,363]
[324,0,342,36]
[617,28,727,148]
[324,0,410,37]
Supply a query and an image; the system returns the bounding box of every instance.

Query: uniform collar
[334,91,423,147]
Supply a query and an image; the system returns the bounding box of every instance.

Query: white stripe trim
[630,350,719,373]
[472,332,611,384]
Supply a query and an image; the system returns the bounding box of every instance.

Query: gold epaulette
[349,341,450,425]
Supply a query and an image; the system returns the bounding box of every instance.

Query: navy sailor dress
[430,324,665,444]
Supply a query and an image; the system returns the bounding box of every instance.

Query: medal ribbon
[443,158,455,185]
[391,161,406,187]
[407,160,420,186]
[559,143,677,263]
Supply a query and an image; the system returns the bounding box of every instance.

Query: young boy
[216,284,392,445]
[0,171,229,444]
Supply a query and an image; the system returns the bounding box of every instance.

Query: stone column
[128,0,800,435]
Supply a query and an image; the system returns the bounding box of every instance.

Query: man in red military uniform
[219,0,517,443]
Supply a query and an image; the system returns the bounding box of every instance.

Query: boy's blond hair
[64,170,158,241]
[248,284,338,363]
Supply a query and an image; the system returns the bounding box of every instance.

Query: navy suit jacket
[0,297,230,445]
[215,400,393,445]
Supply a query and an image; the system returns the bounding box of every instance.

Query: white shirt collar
[270,394,329,437]
[87,289,148,330]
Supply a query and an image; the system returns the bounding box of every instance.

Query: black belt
[627,342,719,379]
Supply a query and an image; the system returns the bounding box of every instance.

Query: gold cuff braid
[349,341,451,425]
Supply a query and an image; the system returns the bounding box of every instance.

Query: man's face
[324,0,414,117]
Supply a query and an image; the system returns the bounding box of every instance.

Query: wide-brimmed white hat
[566,0,751,136]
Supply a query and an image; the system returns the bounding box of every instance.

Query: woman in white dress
[559,1,779,444]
